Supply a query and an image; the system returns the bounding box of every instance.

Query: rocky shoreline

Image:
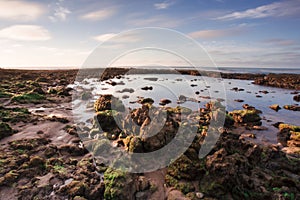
[0,68,299,200]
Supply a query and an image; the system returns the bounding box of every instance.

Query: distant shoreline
[1,67,299,90]
[1,66,300,74]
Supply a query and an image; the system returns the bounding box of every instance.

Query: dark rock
[283,105,300,111]
[0,122,13,140]
[141,86,153,91]
[293,95,300,102]
[234,99,244,103]
[159,98,172,106]
[94,94,125,112]
[94,110,122,134]
[139,97,154,105]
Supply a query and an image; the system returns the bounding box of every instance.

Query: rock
[32,87,45,95]
[128,136,144,153]
[11,92,45,104]
[224,114,234,128]
[234,99,244,103]
[94,94,125,112]
[252,126,268,131]
[122,95,129,99]
[117,88,134,93]
[136,176,150,191]
[293,95,300,102]
[283,105,300,111]
[103,168,136,200]
[144,77,158,81]
[167,190,190,200]
[229,109,262,126]
[259,90,269,94]
[141,86,153,91]
[254,73,300,90]
[159,98,172,106]
[242,104,256,110]
[256,95,262,98]
[269,104,281,111]
[0,122,13,140]
[135,191,149,200]
[94,110,122,135]
[196,192,204,199]
[28,156,45,168]
[231,87,238,91]
[138,97,154,105]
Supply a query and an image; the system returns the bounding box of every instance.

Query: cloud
[154,1,175,10]
[93,33,140,43]
[127,15,181,28]
[188,28,244,39]
[262,38,297,46]
[49,0,71,22]
[81,8,116,21]
[0,0,45,21]
[216,1,300,20]
[93,33,117,42]
[0,25,51,41]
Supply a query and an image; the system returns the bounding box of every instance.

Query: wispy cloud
[127,15,181,28]
[93,32,140,43]
[154,1,175,10]
[0,25,51,41]
[216,0,300,20]
[49,0,71,22]
[0,0,45,21]
[189,28,244,39]
[262,38,297,46]
[81,8,116,21]
[93,33,117,42]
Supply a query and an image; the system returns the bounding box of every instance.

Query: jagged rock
[229,109,262,126]
[283,105,300,111]
[93,110,122,135]
[269,104,281,111]
[94,94,125,112]
[159,98,172,106]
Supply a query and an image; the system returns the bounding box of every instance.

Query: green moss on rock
[0,122,13,140]
[12,92,45,103]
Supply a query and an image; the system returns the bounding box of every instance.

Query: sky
[0,0,300,69]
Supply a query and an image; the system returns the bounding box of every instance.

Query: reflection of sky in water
[71,74,299,143]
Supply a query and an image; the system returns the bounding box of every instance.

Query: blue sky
[0,0,299,68]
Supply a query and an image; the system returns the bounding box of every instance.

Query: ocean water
[173,66,300,74]
[71,73,299,144]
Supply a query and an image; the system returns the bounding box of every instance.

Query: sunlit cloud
[81,8,116,21]
[0,0,45,21]
[49,0,71,22]
[154,1,175,10]
[0,25,51,41]
[189,28,244,39]
[216,0,300,20]
[93,32,141,43]
[93,33,117,42]
[262,38,297,46]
